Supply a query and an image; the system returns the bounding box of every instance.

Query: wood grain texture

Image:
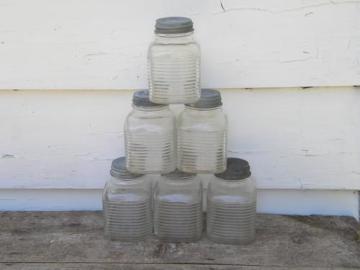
[0,87,359,190]
[1,264,358,270]
[0,0,359,89]
[0,212,359,268]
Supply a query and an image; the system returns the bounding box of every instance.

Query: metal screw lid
[110,157,143,179]
[162,169,196,180]
[186,89,222,108]
[215,158,251,180]
[133,90,164,107]
[155,17,194,34]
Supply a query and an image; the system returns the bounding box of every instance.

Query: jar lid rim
[155,17,194,34]
[111,157,144,179]
[215,158,251,180]
[133,90,164,107]
[186,89,222,108]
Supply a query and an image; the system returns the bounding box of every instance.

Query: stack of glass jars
[102,16,256,244]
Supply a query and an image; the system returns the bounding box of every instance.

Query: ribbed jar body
[177,106,227,173]
[125,105,176,174]
[148,33,200,104]
[154,172,203,242]
[103,175,152,241]
[207,176,256,244]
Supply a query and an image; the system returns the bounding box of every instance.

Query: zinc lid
[110,157,143,179]
[155,17,194,34]
[133,90,164,107]
[215,158,251,180]
[186,89,222,108]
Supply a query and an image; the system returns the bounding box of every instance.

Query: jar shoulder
[148,40,200,55]
[127,108,175,120]
[150,34,200,46]
[208,178,256,193]
[103,179,152,201]
[105,177,151,189]
[154,179,202,203]
[126,109,175,128]
[156,178,202,192]
[177,109,227,129]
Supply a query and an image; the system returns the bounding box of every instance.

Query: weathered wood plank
[0,212,359,268]
[0,263,358,270]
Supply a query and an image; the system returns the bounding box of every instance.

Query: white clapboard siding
[0,87,359,190]
[0,0,359,89]
[0,189,358,219]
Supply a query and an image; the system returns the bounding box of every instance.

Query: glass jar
[207,158,256,244]
[177,89,227,173]
[154,170,203,242]
[148,17,201,104]
[102,157,152,241]
[125,90,176,174]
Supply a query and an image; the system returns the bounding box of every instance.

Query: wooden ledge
[0,212,359,269]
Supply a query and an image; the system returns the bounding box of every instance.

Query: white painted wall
[1,88,359,191]
[0,0,359,89]
[0,1,359,217]
[0,189,357,220]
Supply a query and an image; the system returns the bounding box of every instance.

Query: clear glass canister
[148,17,201,104]
[154,170,203,242]
[125,90,176,174]
[177,89,227,173]
[102,157,152,241]
[207,158,256,244]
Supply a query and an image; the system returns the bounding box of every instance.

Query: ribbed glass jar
[177,89,227,173]
[102,157,152,241]
[154,170,203,242]
[125,90,176,174]
[207,158,256,244]
[148,17,200,104]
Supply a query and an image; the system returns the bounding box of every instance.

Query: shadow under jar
[154,170,203,242]
[177,89,227,173]
[148,17,201,104]
[125,90,176,174]
[103,157,152,241]
[207,158,256,244]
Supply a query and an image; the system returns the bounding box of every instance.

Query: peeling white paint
[0,0,359,89]
[0,87,359,191]
[1,154,16,159]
